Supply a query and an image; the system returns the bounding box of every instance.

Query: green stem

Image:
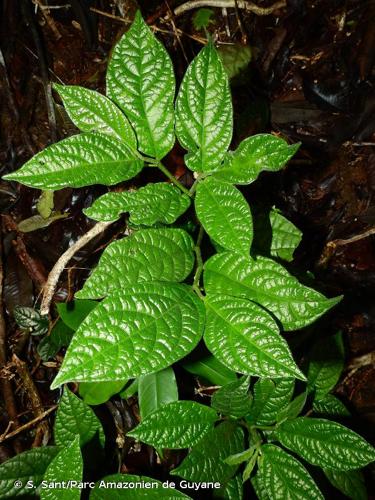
[156,162,190,196]
[192,226,205,299]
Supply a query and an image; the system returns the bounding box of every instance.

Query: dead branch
[174,0,286,17]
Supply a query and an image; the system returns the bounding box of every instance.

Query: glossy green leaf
[324,469,367,500]
[204,252,342,331]
[247,378,294,425]
[175,43,232,172]
[313,394,350,417]
[84,183,190,224]
[3,132,143,190]
[14,306,49,336]
[213,134,299,185]
[214,474,243,500]
[54,84,136,146]
[37,320,74,361]
[79,380,126,405]
[0,447,59,498]
[195,178,252,255]
[56,300,97,330]
[90,474,191,499]
[204,295,305,380]
[107,11,175,159]
[307,331,344,398]
[128,401,216,449]
[269,209,302,262]
[251,472,269,500]
[242,450,259,483]
[77,228,194,299]
[181,353,237,386]
[41,436,82,500]
[277,391,307,422]
[172,422,244,483]
[275,417,375,471]
[52,283,205,387]
[54,388,105,447]
[138,367,178,419]
[211,376,252,418]
[259,444,323,500]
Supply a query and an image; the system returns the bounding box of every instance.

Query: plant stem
[156,162,190,195]
[192,226,205,299]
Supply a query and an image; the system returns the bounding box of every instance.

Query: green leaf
[195,178,253,255]
[0,447,59,499]
[213,135,299,185]
[214,474,243,500]
[54,388,105,447]
[218,44,251,80]
[84,183,190,224]
[56,300,97,330]
[41,436,82,500]
[171,421,244,483]
[175,43,232,172]
[17,213,68,233]
[275,417,375,471]
[76,228,194,299]
[324,469,367,500]
[54,84,136,146]
[120,379,138,399]
[107,11,175,159]
[251,472,269,500]
[52,283,205,387]
[225,448,255,466]
[37,320,74,360]
[259,444,324,500]
[313,394,350,417]
[192,8,215,30]
[37,190,54,219]
[242,450,259,483]
[14,306,49,336]
[247,378,295,425]
[277,391,307,422]
[79,380,126,405]
[307,331,344,398]
[211,376,252,418]
[128,401,217,449]
[204,252,342,331]
[268,209,302,262]
[3,132,143,190]
[181,353,237,386]
[138,367,178,419]
[90,474,191,499]
[204,295,305,379]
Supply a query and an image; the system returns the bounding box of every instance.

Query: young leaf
[3,132,143,190]
[312,394,350,417]
[195,178,253,255]
[76,228,194,299]
[138,367,178,419]
[211,376,252,418]
[175,43,232,172]
[204,295,305,380]
[247,378,295,425]
[41,436,82,500]
[268,209,302,262]
[324,469,367,500]
[181,353,237,386]
[275,417,375,471]
[204,252,342,331]
[171,422,244,483]
[0,447,59,499]
[84,183,190,224]
[259,444,324,499]
[52,283,205,387]
[56,300,97,330]
[213,474,243,500]
[91,474,191,499]
[54,388,105,447]
[79,380,126,405]
[54,84,136,146]
[212,134,299,185]
[307,331,344,398]
[192,8,214,31]
[277,391,308,422]
[107,11,175,159]
[128,401,217,449]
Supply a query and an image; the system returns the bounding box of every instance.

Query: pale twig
[0,405,57,443]
[174,0,286,17]
[40,221,112,315]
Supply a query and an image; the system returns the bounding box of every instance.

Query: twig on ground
[0,405,57,443]
[319,227,375,265]
[40,221,112,315]
[174,0,287,17]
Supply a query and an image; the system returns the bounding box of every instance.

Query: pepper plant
[2,11,374,500]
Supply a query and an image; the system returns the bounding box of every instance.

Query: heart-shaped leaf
[76,228,195,299]
[204,252,342,331]
[52,283,205,388]
[175,43,232,172]
[107,11,175,159]
[204,295,305,379]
